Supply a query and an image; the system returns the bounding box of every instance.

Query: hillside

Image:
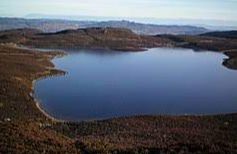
[200,30,237,39]
[0,17,209,35]
[159,32,237,52]
[1,28,237,53]
[81,20,209,35]
[0,28,172,51]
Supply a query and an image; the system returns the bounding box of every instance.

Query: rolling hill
[0,17,209,35]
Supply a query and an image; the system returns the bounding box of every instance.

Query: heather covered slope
[159,32,237,52]
[200,30,237,39]
[57,115,237,153]
[0,28,172,51]
[0,45,79,153]
[1,28,237,53]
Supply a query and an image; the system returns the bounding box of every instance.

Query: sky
[0,0,237,25]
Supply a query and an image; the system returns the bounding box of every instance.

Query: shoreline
[29,50,67,123]
[32,79,65,123]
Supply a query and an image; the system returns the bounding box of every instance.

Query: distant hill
[1,27,237,53]
[0,17,89,33]
[159,31,237,52]
[0,28,172,51]
[80,20,209,35]
[0,17,209,35]
[200,31,237,39]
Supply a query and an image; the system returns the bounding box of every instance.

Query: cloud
[0,0,236,22]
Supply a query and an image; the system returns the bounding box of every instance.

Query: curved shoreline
[32,79,65,123]
[29,50,67,123]
[31,48,237,123]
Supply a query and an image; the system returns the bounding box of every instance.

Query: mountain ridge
[200,30,237,39]
[0,27,172,51]
[0,17,209,35]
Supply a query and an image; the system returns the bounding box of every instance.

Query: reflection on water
[35,48,237,121]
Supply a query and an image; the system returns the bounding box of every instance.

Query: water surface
[35,48,237,121]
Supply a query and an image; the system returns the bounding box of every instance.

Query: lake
[34,48,237,121]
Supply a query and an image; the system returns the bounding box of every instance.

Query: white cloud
[0,0,236,22]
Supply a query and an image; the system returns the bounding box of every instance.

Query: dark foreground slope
[0,28,172,51]
[57,115,237,154]
[0,45,237,153]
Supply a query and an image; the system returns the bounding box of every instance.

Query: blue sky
[1,0,237,24]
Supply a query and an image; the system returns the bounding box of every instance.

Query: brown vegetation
[0,45,79,153]
[159,34,237,52]
[0,28,172,51]
[54,114,237,153]
[0,29,237,153]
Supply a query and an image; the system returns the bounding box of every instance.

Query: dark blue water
[35,48,237,121]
